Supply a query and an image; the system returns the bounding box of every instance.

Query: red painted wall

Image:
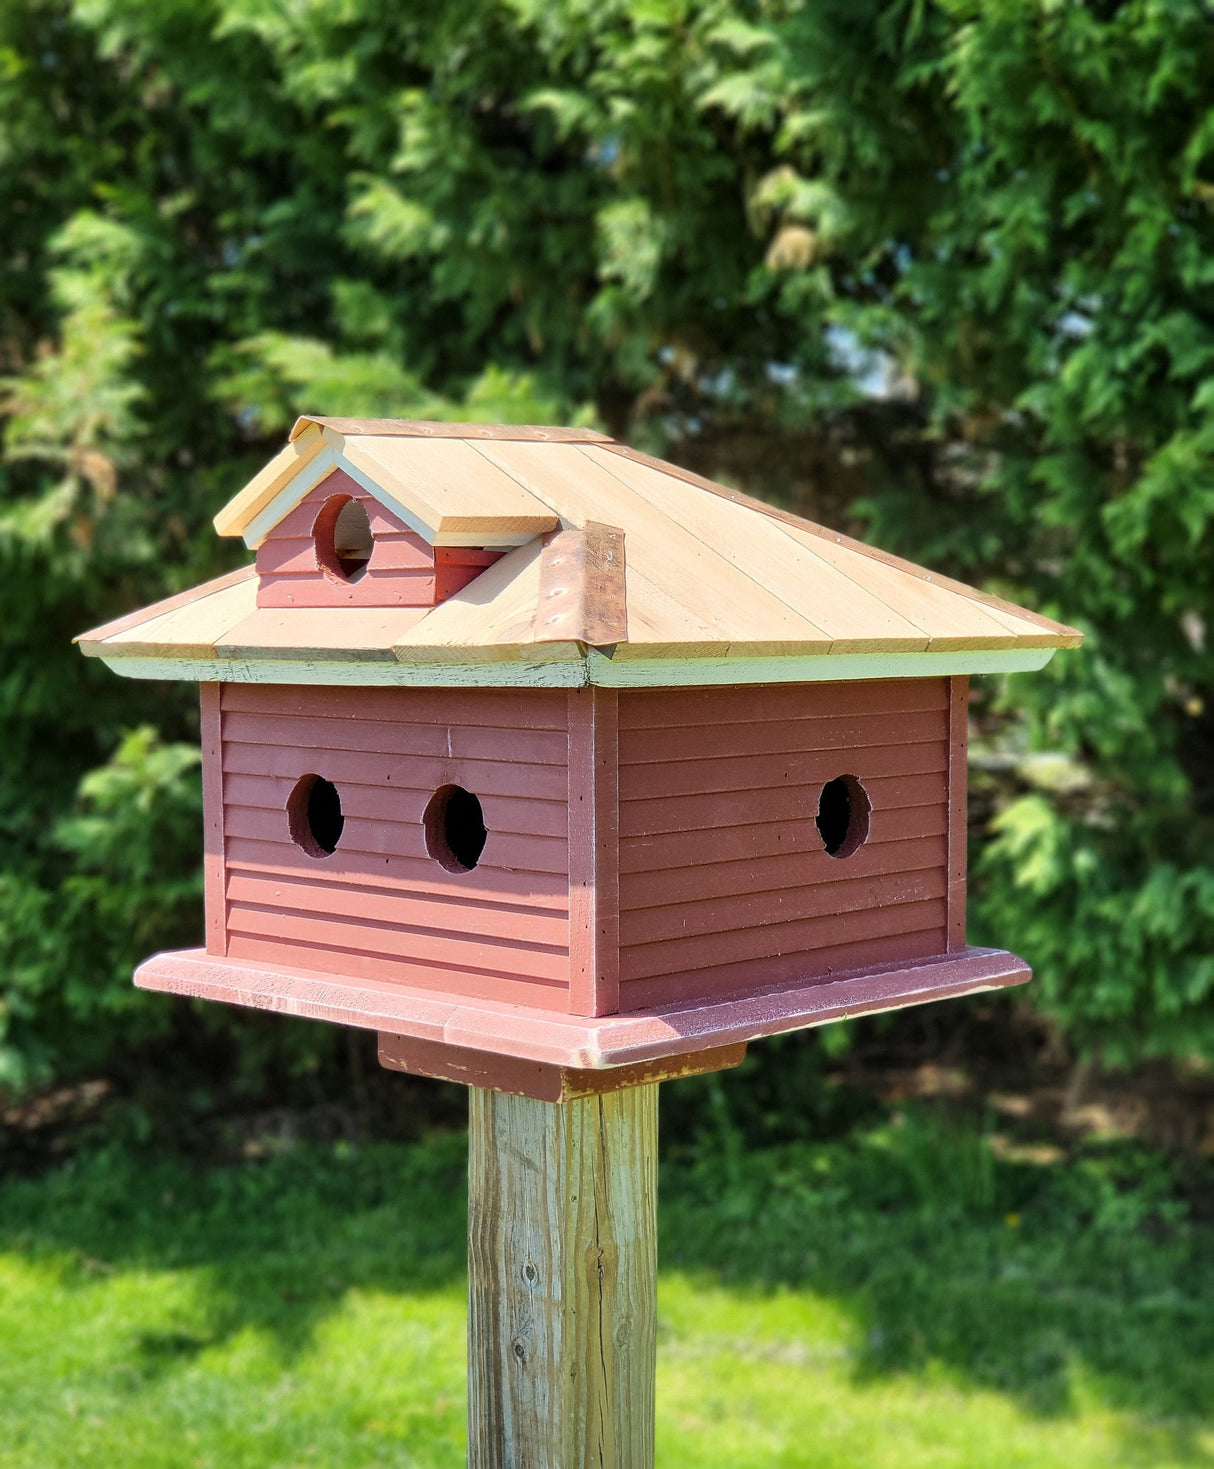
[613,679,956,1010]
[255,468,499,609]
[201,677,962,1018]
[213,684,573,1010]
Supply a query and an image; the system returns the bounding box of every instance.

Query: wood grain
[594,440,1083,644]
[947,675,969,952]
[213,423,327,538]
[216,682,574,1004]
[224,932,570,1010]
[467,1085,657,1469]
[379,1033,744,1101]
[567,687,619,1017]
[616,680,951,1009]
[200,683,227,956]
[137,943,1031,1070]
[291,416,614,443]
[255,469,505,610]
[338,435,561,546]
[535,523,628,646]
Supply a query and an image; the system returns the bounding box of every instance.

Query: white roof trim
[239,447,542,551]
[98,645,1056,689]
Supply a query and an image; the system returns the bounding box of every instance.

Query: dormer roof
[77,418,1082,689]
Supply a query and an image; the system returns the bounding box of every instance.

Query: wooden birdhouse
[77,417,1082,1101]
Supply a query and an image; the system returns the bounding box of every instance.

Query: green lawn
[0,1104,1210,1468]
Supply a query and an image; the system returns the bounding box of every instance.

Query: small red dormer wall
[255,468,500,609]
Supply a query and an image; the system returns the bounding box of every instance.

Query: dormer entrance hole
[287,774,345,858]
[816,774,870,859]
[313,494,373,583]
[425,784,487,873]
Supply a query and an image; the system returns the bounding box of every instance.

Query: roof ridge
[595,443,1082,645]
[289,416,614,445]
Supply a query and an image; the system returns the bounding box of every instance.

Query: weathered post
[468,1086,658,1469]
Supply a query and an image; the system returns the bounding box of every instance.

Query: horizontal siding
[619,771,947,839]
[227,872,568,947]
[224,773,568,839]
[223,836,570,910]
[223,742,568,801]
[255,470,441,609]
[618,930,944,1010]
[619,738,946,797]
[225,904,568,984]
[223,804,568,875]
[258,532,434,578]
[615,680,951,1008]
[621,804,947,875]
[621,896,946,983]
[622,866,947,949]
[223,713,568,766]
[618,679,946,730]
[219,684,571,1004]
[617,832,947,910]
[225,934,570,1010]
[221,684,569,729]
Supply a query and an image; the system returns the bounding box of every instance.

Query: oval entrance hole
[287,774,345,858]
[425,785,487,873]
[816,774,870,860]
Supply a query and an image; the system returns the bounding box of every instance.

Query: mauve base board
[135,946,1029,1091]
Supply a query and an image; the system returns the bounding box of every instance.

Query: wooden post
[467,1084,658,1469]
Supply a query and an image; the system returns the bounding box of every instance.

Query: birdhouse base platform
[136,945,1029,1099]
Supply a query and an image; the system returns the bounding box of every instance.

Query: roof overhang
[80,417,1082,689]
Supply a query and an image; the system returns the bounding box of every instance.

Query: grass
[0,1093,1211,1468]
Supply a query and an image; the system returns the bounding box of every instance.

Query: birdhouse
[78,418,1082,1100]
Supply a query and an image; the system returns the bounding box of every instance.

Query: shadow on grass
[662,1077,1214,1444]
[0,1089,1211,1449]
[0,1130,470,1374]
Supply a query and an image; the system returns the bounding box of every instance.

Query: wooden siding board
[255,469,458,611]
[620,897,947,983]
[947,675,969,952]
[225,933,569,1010]
[619,711,947,765]
[252,478,506,615]
[222,712,568,766]
[620,731,952,787]
[217,684,573,1001]
[222,804,570,875]
[567,687,620,1017]
[620,803,947,874]
[222,758,568,808]
[616,930,945,1010]
[615,680,951,1009]
[616,678,948,729]
[256,533,435,578]
[201,683,227,956]
[226,903,569,984]
[220,683,569,729]
[622,868,947,949]
[617,834,947,909]
[618,771,948,838]
[226,872,569,947]
[225,781,568,842]
[224,836,570,909]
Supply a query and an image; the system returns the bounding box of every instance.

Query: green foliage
[0,0,1210,1082]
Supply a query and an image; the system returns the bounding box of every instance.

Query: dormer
[214,417,591,611]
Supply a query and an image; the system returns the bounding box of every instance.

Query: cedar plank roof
[77,418,1081,688]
